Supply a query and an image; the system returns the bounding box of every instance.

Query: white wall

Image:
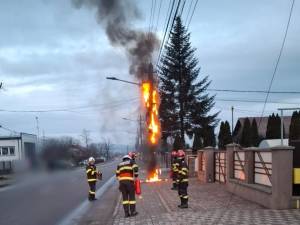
[0,139,21,162]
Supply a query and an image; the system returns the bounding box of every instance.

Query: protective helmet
[88,157,95,163]
[128,152,136,159]
[177,150,185,158]
[171,151,177,157]
[122,155,132,161]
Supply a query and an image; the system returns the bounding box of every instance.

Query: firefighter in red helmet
[177,150,189,208]
[171,150,179,190]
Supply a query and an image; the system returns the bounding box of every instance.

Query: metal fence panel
[215,152,226,183]
[234,151,245,180]
[254,151,272,187]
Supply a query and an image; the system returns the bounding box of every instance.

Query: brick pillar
[204,146,215,183]
[226,143,241,180]
[244,148,255,184]
[271,146,294,209]
[197,150,205,182]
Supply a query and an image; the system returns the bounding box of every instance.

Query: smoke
[72,0,160,80]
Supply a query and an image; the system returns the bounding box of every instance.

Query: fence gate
[215,152,226,183]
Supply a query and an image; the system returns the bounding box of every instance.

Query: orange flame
[146,169,162,182]
[142,82,160,145]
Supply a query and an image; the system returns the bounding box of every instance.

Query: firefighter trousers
[88,181,96,200]
[119,181,136,215]
[172,172,178,188]
[178,182,188,205]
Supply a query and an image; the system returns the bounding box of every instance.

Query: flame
[146,169,162,182]
[142,82,160,145]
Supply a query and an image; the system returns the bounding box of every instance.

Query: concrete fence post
[271,146,294,209]
[203,146,215,183]
[225,143,241,180]
[244,148,255,184]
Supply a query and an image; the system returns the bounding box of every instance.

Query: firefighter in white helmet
[86,157,102,201]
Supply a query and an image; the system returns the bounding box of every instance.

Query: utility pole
[139,114,143,148]
[231,106,234,135]
[35,116,40,151]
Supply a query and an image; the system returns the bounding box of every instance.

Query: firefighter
[171,150,179,190]
[177,150,189,208]
[116,155,139,218]
[129,152,139,176]
[86,157,102,201]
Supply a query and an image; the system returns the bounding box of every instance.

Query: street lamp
[106,76,141,86]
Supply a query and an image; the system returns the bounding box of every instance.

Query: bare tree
[80,129,91,149]
[100,138,111,160]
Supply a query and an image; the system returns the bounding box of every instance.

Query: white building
[0,133,37,173]
[259,139,289,148]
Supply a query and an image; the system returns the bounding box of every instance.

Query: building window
[9,147,15,155]
[2,147,8,155]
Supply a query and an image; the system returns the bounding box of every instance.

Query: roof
[259,139,289,148]
[0,136,21,140]
[236,116,291,138]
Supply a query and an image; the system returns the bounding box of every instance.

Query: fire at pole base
[141,64,162,182]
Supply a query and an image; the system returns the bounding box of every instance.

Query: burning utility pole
[141,64,161,182]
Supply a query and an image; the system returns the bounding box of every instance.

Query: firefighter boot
[180,198,188,208]
[178,197,184,208]
[130,203,138,217]
[171,182,178,190]
[123,205,130,218]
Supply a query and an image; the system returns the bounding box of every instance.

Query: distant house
[233,116,291,142]
[0,133,37,173]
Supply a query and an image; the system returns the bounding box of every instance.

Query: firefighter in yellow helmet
[177,150,189,208]
[86,157,102,201]
[116,155,139,218]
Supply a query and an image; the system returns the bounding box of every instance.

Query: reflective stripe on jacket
[116,160,138,182]
[86,164,98,183]
[178,160,189,184]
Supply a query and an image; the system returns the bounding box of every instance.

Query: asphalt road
[0,160,119,225]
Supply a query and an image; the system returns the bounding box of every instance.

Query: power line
[179,0,186,16]
[215,98,300,105]
[0,98,139,113]
[187,0,199,28]
[208,88,300,94]
[155,0,177,67]
[148,0,154,36]
[154,0,163,33]
[184,0,194,26]
[157,0,182,68]
[258,0,295,127]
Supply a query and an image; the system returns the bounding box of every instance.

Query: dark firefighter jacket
[132,159,139,176]
[171,158,179,174]
[116,160,138,181]
[178,160,189,184]
[86,164,98,183]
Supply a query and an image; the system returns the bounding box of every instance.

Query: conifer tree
[251,119,260,147]
[223,121,232,147]
[159,16,218,147]
[241,118,251,147]
[232,120,242,143]
[218,122,225,149]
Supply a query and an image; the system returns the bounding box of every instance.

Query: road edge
[56,175,116,225]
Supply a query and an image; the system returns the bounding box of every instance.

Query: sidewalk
[111,171,300,225]
[78,168,300,225]
[0,174,15,188]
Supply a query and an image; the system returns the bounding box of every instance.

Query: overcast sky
[0,0,299,146]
